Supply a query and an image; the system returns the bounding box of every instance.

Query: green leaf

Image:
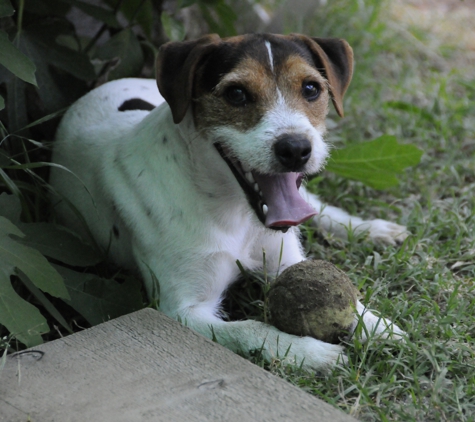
[21,24,95,81]
[0,267,48,347]
[61,0,120,28]
[118,0,154,39]
[0,0,14,18]
[5,73,28,133]
[0,215,23,238]
[0,30,37,86]
[0,168,22,196]
[24,0,70,16]
[180,0,197,7]
[18,223,103,267]
[0,192,21,223]
[18,272,73,334]
[55,265,144,326]
[198,0,237,37]
[0,94,4,111]
[15,107,67,132]
[161,11,186,41]
[2,19,94,124]
[325,135,423,189]
[0,191,101,269]
[0,216,70,300]
[94,28,144,80]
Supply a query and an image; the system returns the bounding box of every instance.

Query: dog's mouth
[215,144,317,232]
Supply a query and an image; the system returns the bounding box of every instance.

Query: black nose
[274,134,312,171]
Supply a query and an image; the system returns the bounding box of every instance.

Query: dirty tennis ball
[268,260,358,344]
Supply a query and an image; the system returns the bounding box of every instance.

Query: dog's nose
[274,134,312,171]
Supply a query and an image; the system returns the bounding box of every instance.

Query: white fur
[265,40,274,72]
[50,78,406,372]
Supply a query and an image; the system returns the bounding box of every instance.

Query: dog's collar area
[214,143,317,232]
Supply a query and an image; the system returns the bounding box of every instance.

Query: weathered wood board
[0,308,355,421]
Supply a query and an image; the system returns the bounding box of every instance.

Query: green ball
[268,260,358,344]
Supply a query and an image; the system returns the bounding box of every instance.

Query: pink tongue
[253,172,317,228]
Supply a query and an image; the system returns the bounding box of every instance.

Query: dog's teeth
[245,172,255,184]
[262,204,268,215]
[241,163,251,173]
[253,183,259,192]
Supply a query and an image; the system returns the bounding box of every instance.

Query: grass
[243,0,475,420]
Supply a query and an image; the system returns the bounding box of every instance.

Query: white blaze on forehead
[265,41,274,73]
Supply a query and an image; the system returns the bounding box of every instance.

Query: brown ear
[290,34,354,117]
[156,34,221,124]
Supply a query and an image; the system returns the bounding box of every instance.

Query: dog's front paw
[362,219,409,246]
[354,303,406,343]
[279,335,347,373]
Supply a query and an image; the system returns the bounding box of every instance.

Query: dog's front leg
[135,246,345,373]
[184,309,347,373]
[300,187,409,245]
[352,301,405,342]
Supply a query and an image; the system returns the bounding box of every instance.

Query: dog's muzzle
[215,144,317,232]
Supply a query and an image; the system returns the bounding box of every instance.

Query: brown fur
[193,54,330,135]
[156,33,353,127]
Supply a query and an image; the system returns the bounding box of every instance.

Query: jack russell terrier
[50,33,407,371]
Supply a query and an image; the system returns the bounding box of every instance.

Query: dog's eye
[224,86,248,106]
[302,82,321,102]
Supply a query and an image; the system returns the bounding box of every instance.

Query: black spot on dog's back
[118,98,155,112]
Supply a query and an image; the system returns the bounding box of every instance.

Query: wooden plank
[0,309,355,422]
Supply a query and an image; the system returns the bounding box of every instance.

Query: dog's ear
[156,34,221,124]
[291,35,354,117]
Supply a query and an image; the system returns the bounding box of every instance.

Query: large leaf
[55,265,144,326]
[0,216,69,299]
[0,193,102,267]
[94,28,144,80]
[325,135,423,189]
[24,0,70,16]
[0,267,48,347]
[0,30,37,85]
[0,192,21,223]
[18,272,73,334]
[18,223,103,267]
[0,0,14,18]
[198,0,237,37]
[15,22,94,114]
[5,73,28,132]
[119,0,154,39]
[61,0,120,28]
[161,12,186,41]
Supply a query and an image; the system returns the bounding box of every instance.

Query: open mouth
[215,144,317,232]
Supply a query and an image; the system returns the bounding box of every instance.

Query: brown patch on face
[221,34,248,44]
[192,42,331,138]
[193,56,279,134]
[275,55,330,130]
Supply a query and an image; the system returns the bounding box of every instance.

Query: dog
[50,33,407,371]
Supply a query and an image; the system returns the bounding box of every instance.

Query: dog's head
[156,33,353,231]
